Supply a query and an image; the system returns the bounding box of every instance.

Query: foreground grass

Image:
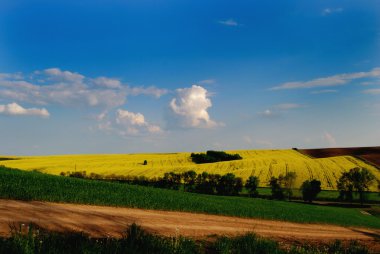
[0,166,379,229]
[1,223,370,254]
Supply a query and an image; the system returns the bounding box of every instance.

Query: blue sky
[0,0,379,155]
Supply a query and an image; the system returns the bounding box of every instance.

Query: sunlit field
[2,149,379,190]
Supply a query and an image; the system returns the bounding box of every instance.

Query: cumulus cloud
[271,67,380,90]
[115,109,162,135]
[322,132,337,147]
[0,68,168,109]
[259,109,277,118]
[0,102,49,118]
[218,18,239,26]
[43,68,84,83]
[169,85,220,128]
[93,77,122,89]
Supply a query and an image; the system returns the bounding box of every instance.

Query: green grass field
[0,166,379,229]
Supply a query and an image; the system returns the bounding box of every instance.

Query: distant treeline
[190,150,242,164]
[61,170,254,197]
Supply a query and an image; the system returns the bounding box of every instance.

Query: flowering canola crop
[2,149,379,190]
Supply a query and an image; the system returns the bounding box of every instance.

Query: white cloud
[0,102,49,118]
[0,68,168,109]
[363,89,380,95]
[116,109,162,135]
[271,67,380,90]
[259,109,277,118]
[127,86,169,98]
[169,85,220,128]
[274,103,302,110]
[259,103,302,117]
[93,77,122,89]
[43,68,84,83]
[311,89,338,94]
[218,18,239,27]
[322,8,343,16]
[322,132,337,147]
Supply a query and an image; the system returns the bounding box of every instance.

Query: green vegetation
[301,179,322,203]
[0,223,369,254]
[337,167,376,205]
[245,176,259,197]
[190,150,242,164]
[1,166,380,228]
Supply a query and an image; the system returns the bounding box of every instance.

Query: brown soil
[0,199,379,250]
[298,146,380,167]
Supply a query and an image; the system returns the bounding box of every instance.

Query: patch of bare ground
[298,146,380,168]
[0,199,379,251]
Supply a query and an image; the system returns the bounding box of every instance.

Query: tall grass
[0,166,379,228]
[0,223,369,254]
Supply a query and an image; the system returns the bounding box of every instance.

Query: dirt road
[1,199,379,247]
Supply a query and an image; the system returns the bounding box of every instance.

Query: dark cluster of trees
[336,167,375,205]
[269,172,322,203]
[190,151,242,164]
[61,170,256,197]
[61,166,377,205]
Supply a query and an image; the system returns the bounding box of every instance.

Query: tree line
[61,167,377,204]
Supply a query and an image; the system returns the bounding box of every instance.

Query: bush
[269,177,284,200]
[216,173,243,196]
[301,179,321,203]
[245,176,259,197]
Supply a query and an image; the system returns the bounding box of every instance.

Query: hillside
[1,149,380,190]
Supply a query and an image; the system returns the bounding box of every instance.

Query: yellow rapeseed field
[1,149,379,190]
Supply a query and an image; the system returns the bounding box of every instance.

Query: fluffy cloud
[218,18,239,26]
[271,67,380,90]
[0,68,168,109]
[169,85,220,128]
[93,77,122,89]
[0,102,49,118]
[115,109,162,135]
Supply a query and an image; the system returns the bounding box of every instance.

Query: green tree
[216,173,243,196]
[301,179,321,203]
[337,167,375,205]
[182,170,197,192]
[269,177,284,200]
[281,172,297,201]
[245,176,259,197]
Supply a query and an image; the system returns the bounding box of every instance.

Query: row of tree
[61,167,377,204]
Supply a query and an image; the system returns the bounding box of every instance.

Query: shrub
[245,176,259,197]
[216,173,243,196]
[269,177,284,200]
[301,179,321,203]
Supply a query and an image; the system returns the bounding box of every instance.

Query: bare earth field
[299,146,380,167]
[0,199,379,250]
